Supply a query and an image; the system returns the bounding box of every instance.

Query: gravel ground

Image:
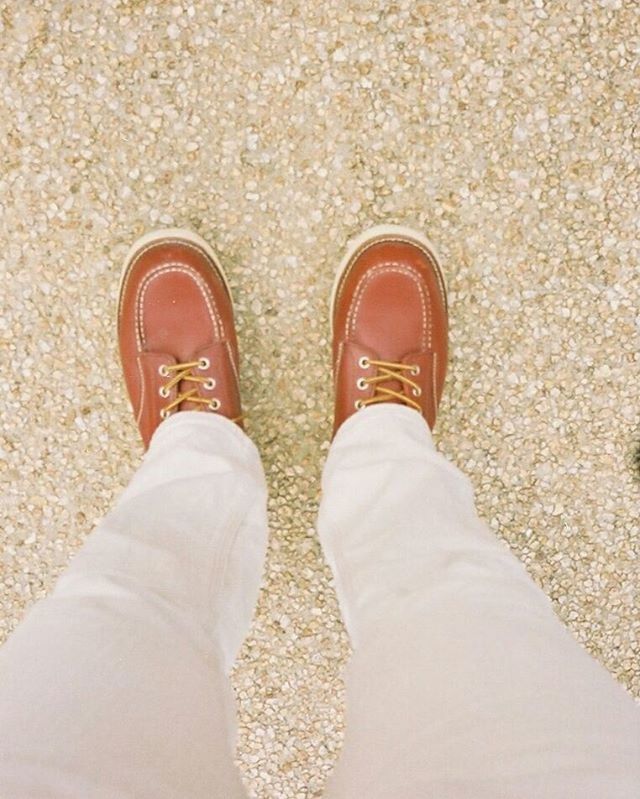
[0,1,638,796]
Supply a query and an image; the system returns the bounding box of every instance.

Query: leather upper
[118,235,241,448]
[332,233,448,435]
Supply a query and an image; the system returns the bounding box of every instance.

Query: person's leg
[0,412,267,798]
[322,225,640,798]
[0,229,267,798]
[319,405,640,799]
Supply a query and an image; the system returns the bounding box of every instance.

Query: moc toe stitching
[335,234,447,317]
[346,262,431,351]
[118,236,231,326]
[135,263,225,350]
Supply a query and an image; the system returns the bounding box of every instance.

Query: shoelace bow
[158,358,242,423]
[356,357,422,412]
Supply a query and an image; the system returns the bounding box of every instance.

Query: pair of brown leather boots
[117,226,448,447]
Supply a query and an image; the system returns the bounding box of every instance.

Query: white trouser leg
[318,405,640,799]
[0,412,267,799]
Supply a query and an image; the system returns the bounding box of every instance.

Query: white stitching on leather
[334,340,345,385]
[225,340,240,388]
[135,263,224,350]
[336,235,447,313]
[432,351,438,417]
[346,263,431,351]
[119,238,225,322]
[135,356,146,424]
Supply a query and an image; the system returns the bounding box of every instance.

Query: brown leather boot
[118,228,242,449]
[331,225,448,436]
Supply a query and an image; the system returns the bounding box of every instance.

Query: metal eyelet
[158,364,170,377]
[203,378,216,390]
[411,365,421,376]
[358,356,370,369]
[412,387,422,397]
[159,386,170,399]
[198,357,210,370]
[209,398,221,411]
[356,377,367,390]
[354,399,365,410]
[160,408,170,420]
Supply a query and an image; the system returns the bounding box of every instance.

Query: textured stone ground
[0,1,638,796]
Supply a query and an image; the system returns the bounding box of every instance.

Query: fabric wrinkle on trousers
[0,412,267,799]
[317,404,640,799]
[0,406,639,798]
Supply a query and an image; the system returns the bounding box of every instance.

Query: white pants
[0,407,638,798]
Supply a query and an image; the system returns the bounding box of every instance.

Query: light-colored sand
[1,2,638,796]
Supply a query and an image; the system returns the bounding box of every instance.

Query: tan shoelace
[158,358,218,419]
[158,358,242,423]
[356,357,422,412]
